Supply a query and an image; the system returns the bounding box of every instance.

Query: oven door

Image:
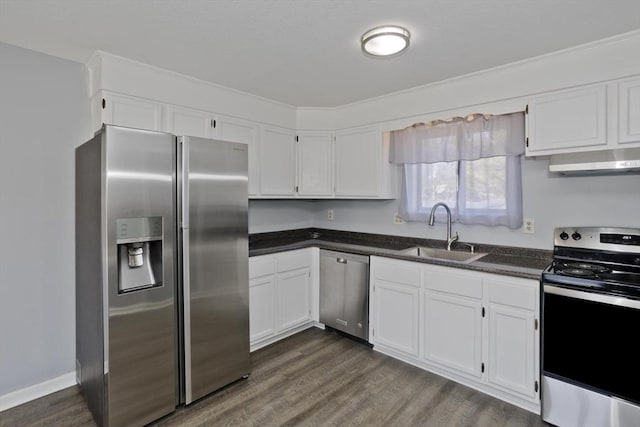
[542,281,640,426]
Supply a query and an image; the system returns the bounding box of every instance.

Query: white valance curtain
[389,112,525,164]
[390,112,525,229]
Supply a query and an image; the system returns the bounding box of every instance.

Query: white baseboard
[0,371,76,413]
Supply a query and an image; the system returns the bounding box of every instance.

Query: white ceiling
[1,1,639,107]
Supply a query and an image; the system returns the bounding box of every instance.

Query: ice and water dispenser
[116,217,164,293]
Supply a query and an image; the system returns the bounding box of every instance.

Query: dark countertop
[249,228,552,281]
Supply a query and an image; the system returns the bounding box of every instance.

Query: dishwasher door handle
[336,258,347,264]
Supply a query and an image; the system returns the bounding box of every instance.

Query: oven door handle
[544,284,640,310]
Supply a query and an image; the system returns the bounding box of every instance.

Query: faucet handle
[460,243,475,254]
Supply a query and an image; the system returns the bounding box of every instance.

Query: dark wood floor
[0,328,547,427]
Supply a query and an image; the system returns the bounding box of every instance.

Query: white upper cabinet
[527,84,607,156]
[618,76,640,144]
[527,76,640,156]
[334,125,379,197]
[165,107,260,196]
[165,105,212,138]
[97,91,163,132]
[296,131,333,197]
[260,125,296,196]
[215,115,260,196]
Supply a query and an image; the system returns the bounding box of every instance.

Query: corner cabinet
[296,131,333,197]
[249,249,314,351]
[334,125,397,199]
[526,75,640,156]
[369,256,540,414]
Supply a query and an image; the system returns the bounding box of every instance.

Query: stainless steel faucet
[428,202,459,251]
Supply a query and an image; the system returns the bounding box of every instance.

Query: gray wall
[248,200,316,233]
[252,158,640,250]
[0,43,91,395]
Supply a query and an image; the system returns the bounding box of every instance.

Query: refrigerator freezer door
[104,126,177,426]
[180,136,250,404]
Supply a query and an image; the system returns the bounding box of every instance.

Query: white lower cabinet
[249,248,313,350]
[486,277,538,400]
[370,256,540,413]
[372,281,420,357]
[423,291,483,378]
[277,267,311,330]
[249,275,276,342]
[370,258,421,357]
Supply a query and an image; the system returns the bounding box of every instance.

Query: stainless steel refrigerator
[76,124,250,427]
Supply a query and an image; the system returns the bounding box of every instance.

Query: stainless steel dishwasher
[319,249,370,341]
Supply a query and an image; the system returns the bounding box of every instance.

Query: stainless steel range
[541,227,640,427]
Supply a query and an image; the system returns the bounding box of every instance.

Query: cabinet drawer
[423,269,482,299]
[250,256,276,279]
[277,249,311,272]
[487,279,536,311]
[372,259,420,288]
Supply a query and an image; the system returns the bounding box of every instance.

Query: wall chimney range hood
[548,148,640,175]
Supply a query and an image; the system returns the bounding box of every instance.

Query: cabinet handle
[102,98,106,109]
[535,381,539,393]
[481,362,485,373]
[336,258,347,264]
[336,318,347,326]
[534,318,538,330]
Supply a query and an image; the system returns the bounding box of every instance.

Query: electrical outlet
[327,209,334,221]
[524,217,535,234]
[394,213,405,224]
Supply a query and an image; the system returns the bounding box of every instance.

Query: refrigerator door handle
[181,226,192,403]
[178,136,194,404]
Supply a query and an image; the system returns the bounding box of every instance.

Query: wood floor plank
[0,328,547,427]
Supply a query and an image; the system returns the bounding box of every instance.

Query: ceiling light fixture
[361,25,410,57]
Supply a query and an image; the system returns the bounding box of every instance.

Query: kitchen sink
[400,246,487,264]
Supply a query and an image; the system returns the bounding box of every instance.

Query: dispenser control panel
[116,217,163,243]
[116,217,163,293]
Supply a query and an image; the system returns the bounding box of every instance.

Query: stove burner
[560,268,597,277]
[554,262,613,278]
[563,263,611,274]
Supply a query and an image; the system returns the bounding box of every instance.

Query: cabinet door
[297,132,333,196]
[276,267,311,330]
[101,92,163,131]
[618,77,640,144]
[527,84,607,155]
[249,275,276,343]
[165,105,212,138]
[487,304,536,398]
[215,115,260,196]
[260,125,296,196]
[334,125,380,197]
[371,280,419,357]
[423,291,483,378]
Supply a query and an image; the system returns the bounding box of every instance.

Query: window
[402,156,522,228]
[390,112,525,229]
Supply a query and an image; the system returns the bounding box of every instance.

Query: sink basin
[400,246,487,264]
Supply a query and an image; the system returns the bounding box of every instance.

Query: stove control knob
[572,232,582,241]
[560,231,569,240]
